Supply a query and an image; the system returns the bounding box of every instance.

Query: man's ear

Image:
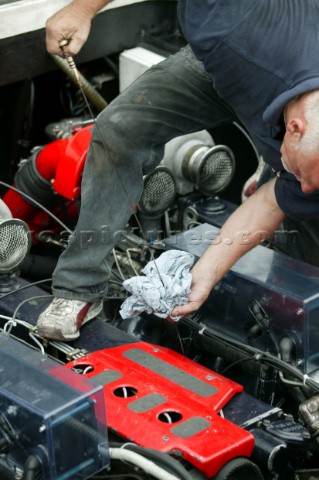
[286,117,306,137]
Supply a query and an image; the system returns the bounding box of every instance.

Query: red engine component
[51,125,92,200]
[66,342,254,478]
[3,126,92,240]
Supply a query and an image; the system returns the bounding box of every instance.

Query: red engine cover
[66,342,254,477]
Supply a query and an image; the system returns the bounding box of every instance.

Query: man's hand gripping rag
[120,250,195,322]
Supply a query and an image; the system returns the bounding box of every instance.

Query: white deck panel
[0,0,173,40]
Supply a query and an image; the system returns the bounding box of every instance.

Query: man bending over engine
[37,0,319,340]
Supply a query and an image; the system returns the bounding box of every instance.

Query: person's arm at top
[46,0,114,56]
[171,177,285,317]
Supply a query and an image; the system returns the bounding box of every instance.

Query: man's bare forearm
[69,0,114,19]
[198,178,284,282]
[172,178,285,316]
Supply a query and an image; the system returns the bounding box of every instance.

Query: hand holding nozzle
[51,39,107,111]
[59,39,82,86]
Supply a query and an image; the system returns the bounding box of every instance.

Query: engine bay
[1,11,319,480]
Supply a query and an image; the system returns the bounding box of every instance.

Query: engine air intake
[139,167,176,217]
[182,144,235,196]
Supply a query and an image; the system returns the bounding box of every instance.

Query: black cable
[174,322,185,355]
[0,278,52,301]
[219,357,254,375]
[0,181,72,234]
[19,80,35,158]
[181,315,319,394]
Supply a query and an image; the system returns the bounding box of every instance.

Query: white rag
[119,250,195,321]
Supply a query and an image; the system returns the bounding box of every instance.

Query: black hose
[110,442,194,480]
[14,151,56,208]
[22,455,42,480]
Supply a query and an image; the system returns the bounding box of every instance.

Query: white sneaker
[37,298,103,341]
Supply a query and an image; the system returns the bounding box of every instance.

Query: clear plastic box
[0,333,109,479]
[164,223,319,377]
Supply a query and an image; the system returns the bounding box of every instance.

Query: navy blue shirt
[178,0,319,220]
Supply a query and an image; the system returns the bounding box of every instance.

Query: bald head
[300,91,319,155]
[280,90,319,193]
